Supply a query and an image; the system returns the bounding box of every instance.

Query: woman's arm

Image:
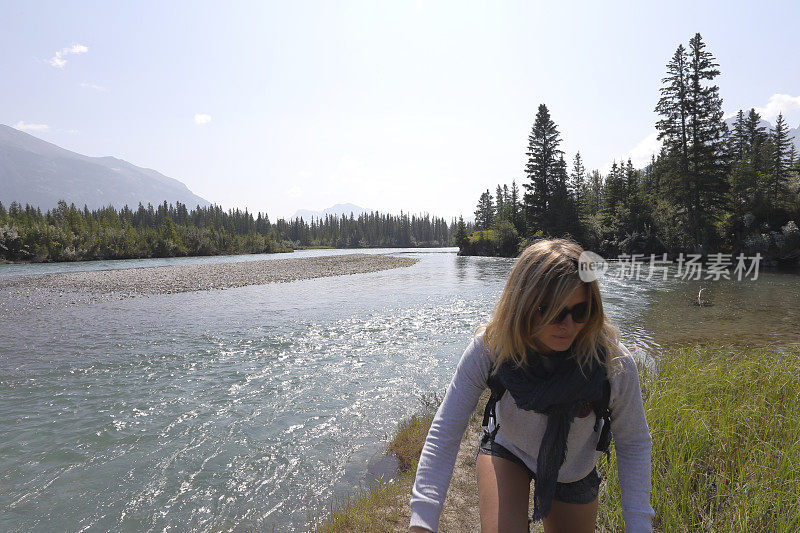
[409,336,492,532]
[609,343,655,532]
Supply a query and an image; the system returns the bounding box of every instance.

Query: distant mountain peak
[292,203,372,220]
[0,124,211,210]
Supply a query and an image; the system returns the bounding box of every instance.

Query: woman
[409,239,653,532]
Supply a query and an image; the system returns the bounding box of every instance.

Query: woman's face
[533,284,589,355]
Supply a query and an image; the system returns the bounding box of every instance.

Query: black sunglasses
[539,301,590,324]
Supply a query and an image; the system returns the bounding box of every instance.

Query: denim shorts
[477,433,601,504]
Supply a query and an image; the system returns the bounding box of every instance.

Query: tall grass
[598,344,800,532]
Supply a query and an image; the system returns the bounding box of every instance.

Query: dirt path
[388,397,485,532]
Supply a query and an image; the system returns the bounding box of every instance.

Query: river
[1,248,798,531]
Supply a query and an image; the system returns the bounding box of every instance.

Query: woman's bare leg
[476,453,531,533]
[542,498,598,533]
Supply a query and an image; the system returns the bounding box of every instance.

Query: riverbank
[315,344,800,532]
[0,254,417,315]
[314,392,485,532]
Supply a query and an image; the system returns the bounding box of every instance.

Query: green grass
[467,230,496,242]
[597,344,800,532]
[313,472,414,533]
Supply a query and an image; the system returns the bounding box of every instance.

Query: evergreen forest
[461,33,800,264]
[0,200,453,262]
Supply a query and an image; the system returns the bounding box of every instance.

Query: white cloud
[285,186,303,198]
[194,114,212,125]
[48,43,88,69]
[601,131,661,174]
[13,121,50,132]
[80,82,106,91]
[68,43,88,54]
[754,94,800,120]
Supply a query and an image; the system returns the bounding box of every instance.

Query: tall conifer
[523,104,563,235]
[655,44,690,191]
[745,108,768,173]
[474,190,495,230]
[655,34,727,248]
[727,110,747,162]
[495,185,505,220]
[766,113,793,219]
[569,152,586,200]
[549,155,578,236]
[686,32,728,245]
[509,180,523,234]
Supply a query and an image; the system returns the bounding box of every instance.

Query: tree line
[0,200,454,262]
[462,32,800,263]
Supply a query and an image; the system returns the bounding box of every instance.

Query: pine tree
[495,185,505,221]
[654,44,692,245]
[474,189,495,230]
[569,152,586,199]
[655,34,728,248]
[727,110,747,162]
[767,113,793,215]
[728,108,768,217]
[570,152,587,219]
[685,32,728,246]
[745,108,768,174]
[602,162,626,220]
[509,180,523,234]
[454,215,468,250]
[549,155,579,237]
[623,158,648,232]
[585,170,603,215]
[523,104,563,235]
[655,44,690,192]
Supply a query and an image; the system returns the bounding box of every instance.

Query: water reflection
[639,271,800,349]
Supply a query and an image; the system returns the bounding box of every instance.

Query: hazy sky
[3,1,799,220]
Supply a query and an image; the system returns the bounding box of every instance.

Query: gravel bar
[0,254,417,316]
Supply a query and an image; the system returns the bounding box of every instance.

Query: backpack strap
[480,373,506,443]
[591,378,613,458]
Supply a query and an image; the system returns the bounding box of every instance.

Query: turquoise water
[1,249,798,531]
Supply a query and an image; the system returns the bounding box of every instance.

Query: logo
[578,250,609,282]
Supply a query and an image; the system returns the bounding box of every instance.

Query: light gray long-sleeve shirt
[409,335,654,532]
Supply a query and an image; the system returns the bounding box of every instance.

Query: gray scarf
[495,346,606,521]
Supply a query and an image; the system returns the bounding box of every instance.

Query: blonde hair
[481,238,620,374]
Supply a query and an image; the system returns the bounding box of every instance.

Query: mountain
[0,124,211,211]
[292,202,372,220]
